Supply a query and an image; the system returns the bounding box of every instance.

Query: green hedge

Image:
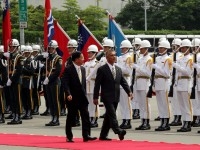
[1,29,200,44]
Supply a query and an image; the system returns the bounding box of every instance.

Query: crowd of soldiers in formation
[1,36,200,134]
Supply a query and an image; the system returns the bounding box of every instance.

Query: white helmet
[9,39,20,47]
[158,40,170,49]
[48,40,58,48]
[67,39,78,48]
[132,38,142,45]
[32,45,40,51]
[180,39,192,47]
[0,45,4,53]
[102,39,114,47]
[87,45,98,53]
[120,40,132,48]
[24,45,33,53]
[140,40,151,49]
[191,38,200,47]
[20,45,26,53]
[158,37,167,44]
[172,38,182,46]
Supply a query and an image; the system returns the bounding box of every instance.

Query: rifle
[146,37,156,98]
[190,51,197,99]
[168,42,177,97]
[130,46,136,92]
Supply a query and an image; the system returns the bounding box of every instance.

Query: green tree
[81,5,106,31]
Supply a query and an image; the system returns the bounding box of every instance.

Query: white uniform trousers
[119,88,132,119]
[87,94,99,118]
[155,90,170,118]
[131,89,140,109]
[176,91,193,121]
[170,87,182,116]
[192,91,200,116]
[135,90,151,119]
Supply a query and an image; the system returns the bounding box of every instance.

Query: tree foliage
[116,0,200,30]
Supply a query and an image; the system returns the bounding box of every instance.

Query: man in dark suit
[93,49,133,141]
[62,51,97,142]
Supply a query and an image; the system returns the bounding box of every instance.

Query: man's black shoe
[118,130,126,141]
[7,120,22,125]
[0,118,5,124]
[32,111,39,115]
[5,114,14,119]
[99,137,112,141]
[83,136,97,142]
[66,138,74,143]
[21,115,33,120]
[100,114,105,118]
[45,121,60,126]
[40,111,50,116]
[154,116,160,121]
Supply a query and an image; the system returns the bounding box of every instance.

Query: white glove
[39,61,44,68]
[133,64,139,69]
[6,79,12,86]
[0,85,3,88]
[3,52,10,58]
[193,63,198,69]
[152,64,158,69]
[172,62,178,68]
[42,52,49,58]
[43,77,49,85]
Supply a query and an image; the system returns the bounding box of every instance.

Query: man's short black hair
[72,51,82,61]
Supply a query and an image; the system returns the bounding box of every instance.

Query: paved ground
[0,96,200,149]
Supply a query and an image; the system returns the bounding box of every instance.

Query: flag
[108,14,127,56]
[2,0,11,52]
[44,0,54,49]
[53,19,70,72]
[77,19,103,61]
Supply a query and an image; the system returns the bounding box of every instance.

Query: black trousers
[100,101,122,138]
[59,83,66,111]
[32,76,40,109]
[43,85,49,111]
[65,103,90,139]
[9,84,22,115]
[0,88,4,114]
[21,87,33,112]
[46,84,60,117]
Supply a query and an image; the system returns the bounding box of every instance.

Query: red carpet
[0,133,200,150]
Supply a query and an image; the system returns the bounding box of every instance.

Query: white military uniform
[117,53,133,120]
[192,53,200,120]
[175,54,193,122]
[135,54,152,119]
[170,52,183,118]
[154,54,172,119]
[84,58,99,118]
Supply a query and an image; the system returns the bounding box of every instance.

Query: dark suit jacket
[61,64,89,106]
[93,64,131,103]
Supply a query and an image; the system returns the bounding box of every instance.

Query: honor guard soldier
[21,46,36,120]
[0,45,8,123]
[169,38,183,126]
[84,45,99,128]
[191,38,200,127]
[133,40,152,130]
[117,40,133,129]
[4,39,24,125]
[131,37,142,119]
[42,40,62,126]
[153,40,172,131]
[172,39,193,132]
[31,45,42,115]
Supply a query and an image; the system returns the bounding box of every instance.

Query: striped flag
[44,0,54,49]
[2,0,11,52]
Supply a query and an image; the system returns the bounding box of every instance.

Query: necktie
[78,67,82,84]
[112,66,116,79]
